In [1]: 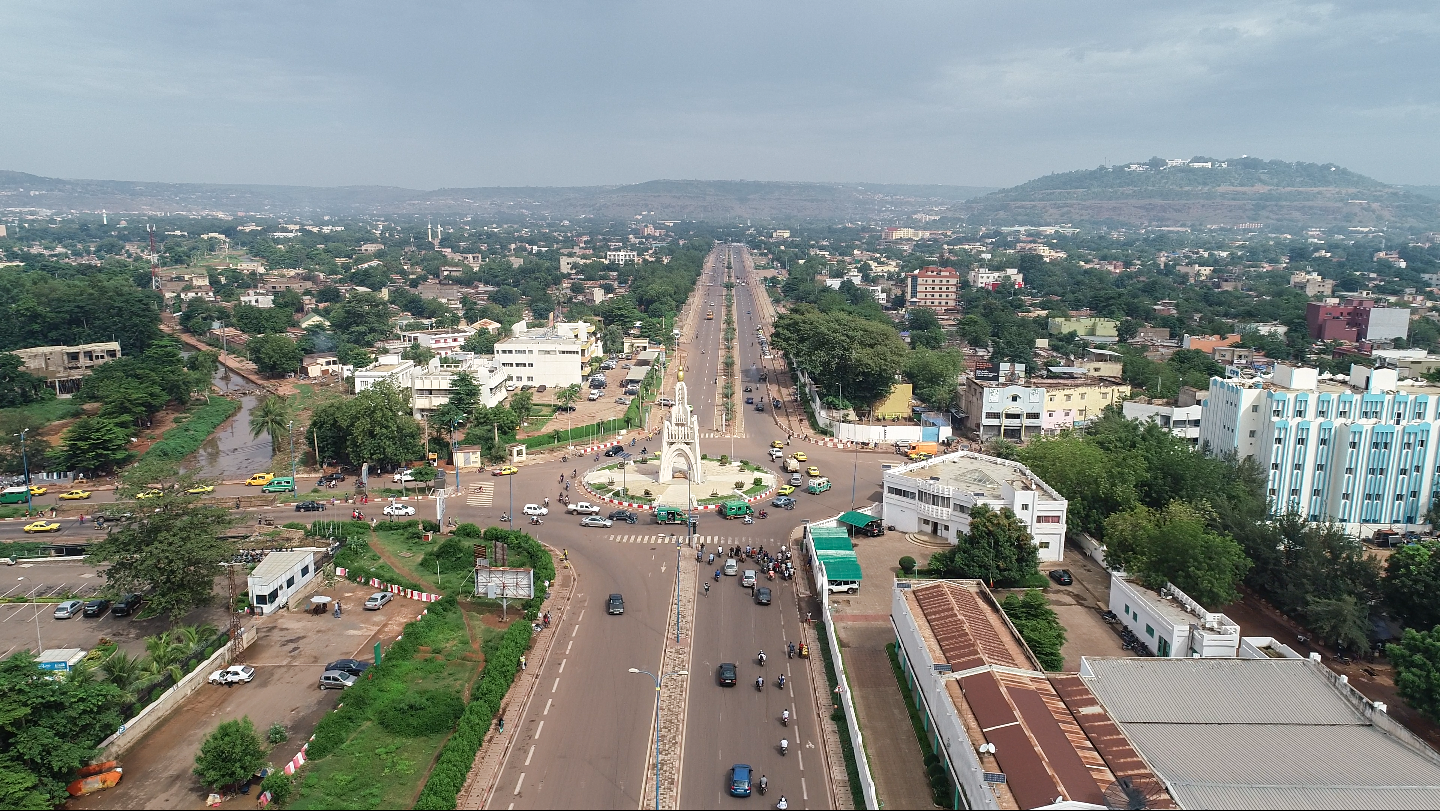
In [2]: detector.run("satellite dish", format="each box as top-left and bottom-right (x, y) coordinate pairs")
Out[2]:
(1102, 776), (1167, 810)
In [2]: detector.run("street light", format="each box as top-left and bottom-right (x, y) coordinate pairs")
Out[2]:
(16, 429), (32, 517)
(628, 667), (688, 811)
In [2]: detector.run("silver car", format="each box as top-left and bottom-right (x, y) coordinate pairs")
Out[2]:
(319, 670), (357, 690)
(53, 599), (84, 619)
(364, 592), (393, 610)
(580, 515), (614, 528)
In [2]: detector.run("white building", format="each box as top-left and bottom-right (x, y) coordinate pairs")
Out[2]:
(882, 450), (1067, 562)
(398, 326), (475, 358)
(352, 354), (417, 394)
(409, 353), (509, 418)
(967, 267), (1024, 290)
(247, 550), (317, 616)
(606, 250), (638, 265)
(1122, 399), (1204, 442)
(1108, 574), (1241, 658)
(495, 321), (599, 388)
(1200, 363), (1440, 534)
(239, 292), (274, 308)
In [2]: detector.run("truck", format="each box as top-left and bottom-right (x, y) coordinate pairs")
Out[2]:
(567, 501), (601, 515)
(906, 441), (939, 459)
(720, 500), (754, 519)
(806, 477), (832, 494)
(783, 458), (800, 474)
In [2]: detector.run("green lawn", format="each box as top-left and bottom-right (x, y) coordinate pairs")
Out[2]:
(0, 398), (83, 425)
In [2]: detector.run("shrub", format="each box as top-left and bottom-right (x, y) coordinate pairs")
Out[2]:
(267, 723), (288, 744)
(260, 771), (293, 805)
(899, 556), (917, 574)
(753, 477), (763, 486)
(422, 519), (440, 532)
(719, 454), (730, 465)
(194, 716), (266, 791)
(376, 689), (465, 737)
(282, 521), (308, 530)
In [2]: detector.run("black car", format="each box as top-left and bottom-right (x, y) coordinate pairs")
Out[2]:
(1048, 569), (1074, 586)
(111, 593), (142, 617)
(754, 587), (772, 605)
(318, 472), (346, 486)
(607, 593), (625, 615)
(772, 398), (782, 409)
(608, 509), (638, 524)
(743, 386), (753, 392)
(604, 445), (625, 457)
(745, 397), (754, 404)
(718, 662), (738, 686)
(295, 501), (326, 512)
(754, 403), (765, 412)
(325, 658), (371, 677)
(82, 598), (111, 617)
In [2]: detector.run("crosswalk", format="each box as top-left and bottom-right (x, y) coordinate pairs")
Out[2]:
(700, 432), (748, 439)
(466, 483), (494, 507)
(608, 534), (779, 545)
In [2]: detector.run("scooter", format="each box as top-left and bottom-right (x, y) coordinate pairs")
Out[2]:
(743, 516), (754, 525)
(778, 674), (785, 690)
(758, 510), (768, 519)
(715, 570), (722, 581)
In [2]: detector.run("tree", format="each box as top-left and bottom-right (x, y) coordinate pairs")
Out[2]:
(55, 416), (132, 473)
(249, 395), (291, 450)
(328, 292), (394, 345)
(462, 330), (498, 355)
(1019, 435), (1141, 539)
(1116, 318), (1141, 343)
(0, 651), (126, 806)
(1305, 594), (1372, 653)
(903, 348), (963, 410)
(308, 381), (423, 469)
(1102, 501), (1250, 607)
(926, 505), (1039, 588)
(555, 383), (582, 411)
(509, 390), (534, 424)
(771, 306), (909, 407)
(248, 334), (303, 377)
(87, 462), (235, 619)
(402, 342), (435, 365)
(0, 352), (48, 407)
(906, 308), (946, 350)
(412, 465), (439, 491)
(1390, 627), (1440, 722)
(193, 716), (266, 791)
(447, 371), (481, 418)
(1001, 589), (1067, 671)
(1384, 542), (1440, 631)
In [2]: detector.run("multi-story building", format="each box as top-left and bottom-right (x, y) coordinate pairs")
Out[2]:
(1212, 345), (1255, 367)
(1306, 298), (1411, 343)
(605, 250), (638, 265)
(495, 320), (599, 388)
(398, 326), (476, 358)
(1037, 377), (1131, 433)
(1047, 317), (1118, 341)
(1122, 398), (1204, 442)
(1290, 271), (1336, 297)
(905, 266), (960, 311)
(967, 266), (1024, 291)
(1108, 574), (1240, 658)
(1200, 363), (1440, 534)
(882, 227), (931, 241)
(958, 363), (1042, 439)
(409, 353), (509, 418)
(352, 354), (416, 394)
(13, 342), (122, 393)
(882, 450), (1068, 561)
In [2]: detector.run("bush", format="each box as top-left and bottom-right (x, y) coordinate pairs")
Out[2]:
(140, 397), (241, 463)
(422, 519), (440, 532)
(194, 716), (266, 791)
(267, 723), (288, 744)
(282, 521), (308, 530)
(899, 556), (917, 574)
(753, 477), (763, 486)
(376, 689), (465, 737)
(260, 771), (293, 805)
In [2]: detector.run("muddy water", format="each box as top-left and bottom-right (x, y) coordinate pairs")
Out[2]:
(185, 367), (273, 479)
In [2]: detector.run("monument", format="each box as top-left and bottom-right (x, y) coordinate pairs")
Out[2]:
(657, 368), (704, 484)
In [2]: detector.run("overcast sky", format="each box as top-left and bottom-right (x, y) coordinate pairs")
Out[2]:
(2, 1), (1437, 189)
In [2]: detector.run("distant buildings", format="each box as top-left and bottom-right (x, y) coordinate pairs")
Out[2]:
(353, 352), (508, 418)
(605, 250), (638, 265)
(1306, 298), (1411, 343)
(1047, 317), (1118, 341)
(1290, 271), (1335, 297)
(959, 363), (1131, 439)
(13, 341), (122, 393)
(882, 227), (932, 241)
(967, 266), (1024, 291)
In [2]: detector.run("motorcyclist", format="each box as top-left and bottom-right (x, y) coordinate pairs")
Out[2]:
(756, 676), (764, 690)
(759, 775), (768, 795)
(777, 796), (788, 810)
(782, 708), (790, 725)
(758, 650), (766, 666)
(788, 642), (796, 658)
(704, 582), (710, 596)
(780, 738), (788, 755)
(778, 674), (785, 689)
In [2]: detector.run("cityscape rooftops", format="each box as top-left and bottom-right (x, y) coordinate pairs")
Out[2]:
(892, 451), (1062, 502)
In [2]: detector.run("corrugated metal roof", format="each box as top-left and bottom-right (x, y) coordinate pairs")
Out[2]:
(809, 526), (850, 543)
(819, 556), (862, 581)
(836, 511), (879, 529)
(1172, 784), (1440, 811)
(1082, 657), (1362, 725)
(249, 550), (313, 582)
(812, 535), (855, 552)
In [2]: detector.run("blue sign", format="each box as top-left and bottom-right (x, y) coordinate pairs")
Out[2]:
(37, 661), (70, 671)
(983, 772), (1007, 784)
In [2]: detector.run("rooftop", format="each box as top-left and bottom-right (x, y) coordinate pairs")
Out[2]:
(1081, 657), (1440, 810)
(249, 550), (314, 582)
(892, 451), (1062, 502)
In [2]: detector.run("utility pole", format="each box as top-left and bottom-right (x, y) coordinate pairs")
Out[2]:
(288, 421), (296, 483)
(18, 429), (32, 517)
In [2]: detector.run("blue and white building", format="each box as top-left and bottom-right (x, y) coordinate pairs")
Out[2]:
(1200, 363), (1440, 535)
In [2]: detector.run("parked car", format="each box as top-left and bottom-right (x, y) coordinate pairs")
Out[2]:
(53, 600), (83, 619)
(772, 398), (782, 409)
(364, 592), (393, 610)
(754, 587), (772, 606)
(325, 659), (371, 677)
(607, 593), (625, 615)
(295, 500), (326, 512)
(522, 504), (549, 516)
(82, 598), (111, 617)
(110, 593), (142, 616)
(208, 664), (256, 685)
(718, 662), (737, 686)
(319, 670), (358, 690)
(580, 515), (614, 528)
(383, 503), (416, 517)
(318, 472), (346, 486)
(1048, 569), (1074, 586)
(393, 469), (419, 483)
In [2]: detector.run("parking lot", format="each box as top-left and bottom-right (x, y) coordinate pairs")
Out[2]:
(1040, 549), (1133, 670)
(72, 577), (415, 810)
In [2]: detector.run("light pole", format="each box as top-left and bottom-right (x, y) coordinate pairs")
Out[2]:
(450, 420), (460, 493)
(17, 429), (32, 516)
(288, 421), (296, 483)
(628, 667), (688, 811)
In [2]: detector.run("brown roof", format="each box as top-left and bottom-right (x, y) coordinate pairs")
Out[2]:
(911, 580), (1030, 671)
(1049, 675), (1176, 808)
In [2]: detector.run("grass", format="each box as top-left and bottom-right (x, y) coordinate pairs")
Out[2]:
(332, 531), (429, 593)
(369, 527), (452, 592)
(0, 398), (84, 425)
(139, 397), (241, 463)
(0, 506), (30, 520)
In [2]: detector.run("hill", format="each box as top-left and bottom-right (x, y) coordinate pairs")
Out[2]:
(0, 171), (995, 222)
(966, 157), (1440, 230)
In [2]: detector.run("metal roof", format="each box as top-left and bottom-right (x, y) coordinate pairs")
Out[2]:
(1082, 657), (1440, 810)
(812, 534), (856, 552)
(836, 511), (880, 529)
(818, 555), (861, 581)
(808, 526), (850, 542)
(248, 550), (314, 582)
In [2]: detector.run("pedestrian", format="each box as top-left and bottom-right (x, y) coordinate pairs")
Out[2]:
(498, 716), (505, 733)
(520, 655), (527, 670)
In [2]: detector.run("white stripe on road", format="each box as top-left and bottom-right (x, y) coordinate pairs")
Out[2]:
(577, 609), (585, 623)
(543, 698), (552, 715)
(557, 659), (565, 673)
(571, 625), (578, 638)
(513, 773), (525, 795)
(525, 745), (535, 766)
(798, 751), (804, 771)
(802, 777), (808, 800)
(552, 677), (560, 693)
(565, 640), (572, 655)
(534, 720), (544, 739)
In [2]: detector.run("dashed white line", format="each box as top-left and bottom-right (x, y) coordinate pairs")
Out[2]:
(802, 777), (808, 800)
(565, 640), (573, 655)
(513, 773), (525, 795)
(524, 745), (535, 766)
(543, 698), (552, 715)
(798, 750), (804, 771)
(577, 609), (585, 623)
(534, 720), (544, 739)
(557, 659), (566, 673)
(552, 677), (560, 693)
(571, 625), (578, 638)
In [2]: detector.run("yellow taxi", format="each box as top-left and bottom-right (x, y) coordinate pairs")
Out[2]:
(57, 489), (92, 500)
(791, 452), (808, 462)
(493, 466), (519, 476)
(186, 484), (215, 495)
(246, 473), (275, 486)
(806, 466), (821, 477)
(135, 489), (162, 500)
(770, 440), (784, 449)
(23, 520), (61, 533)
(27, 485), (47, 497)
(776, 484), (796, 496)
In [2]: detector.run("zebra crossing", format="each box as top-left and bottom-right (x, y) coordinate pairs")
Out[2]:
(608, 534), (778, 545)
(700, 432), (748, 439)
(466, 483), (494, 507)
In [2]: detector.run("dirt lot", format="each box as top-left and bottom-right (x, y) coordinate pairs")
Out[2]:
(1038, 549), (1134, 671)
(71, 579), (417, 811)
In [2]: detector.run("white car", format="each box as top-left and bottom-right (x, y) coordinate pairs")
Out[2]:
(393, 469), (420, 483)
(580, 515), (614, 528)
(383, 503), (416, 516)
(523, 504), (548, 516)
(567, 501), (601, 515)
(364, 592), (393, 610)
(208, 664), (256, 685)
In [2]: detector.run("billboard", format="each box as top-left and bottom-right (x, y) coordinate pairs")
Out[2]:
(474, 566), (535, 599)
(972, 360), (999, 382)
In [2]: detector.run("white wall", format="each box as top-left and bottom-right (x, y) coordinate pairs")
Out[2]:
(248, 552), (317, 616)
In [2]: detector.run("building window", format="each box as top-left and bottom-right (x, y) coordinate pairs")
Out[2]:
(1036, 515), (1062, 523)
(1249, 430), (1256, 438)
(286, 575), (296, 588)
(1145, 624), (1155, 637)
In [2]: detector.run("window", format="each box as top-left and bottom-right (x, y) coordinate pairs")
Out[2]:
(301, 565), (310, 577)
(286, 575), (296, 588)
(1249, 430), (1257, 438)
(1038, 541), (1050, 549)
(1145, 624), (1155, 637)
(1036, 515), (1062, 523)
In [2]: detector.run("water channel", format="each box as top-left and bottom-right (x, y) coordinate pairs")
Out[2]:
(184, 366), (274, 480)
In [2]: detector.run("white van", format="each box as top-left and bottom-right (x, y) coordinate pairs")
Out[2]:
(588, 390), (602, 401)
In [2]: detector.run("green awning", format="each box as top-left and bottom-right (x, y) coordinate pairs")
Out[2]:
(837, 511), (880, 529)
(819, 555), (863, 581)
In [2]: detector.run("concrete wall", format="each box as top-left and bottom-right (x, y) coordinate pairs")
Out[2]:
(98, 625), (258, 760)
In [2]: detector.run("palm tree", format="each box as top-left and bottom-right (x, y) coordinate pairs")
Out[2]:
(101, 650), (143, 692)
(142, 633), (186, 683)
(250, 396), (291, 451)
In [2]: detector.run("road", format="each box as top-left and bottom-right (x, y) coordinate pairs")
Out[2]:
(485, 245), (863, 809)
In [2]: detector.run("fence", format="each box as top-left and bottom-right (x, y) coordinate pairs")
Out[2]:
(795, 371), (949, 445)
(805, 528), (880, 809)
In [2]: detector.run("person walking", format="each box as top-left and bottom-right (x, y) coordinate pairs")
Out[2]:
(520, 655), (527, 670)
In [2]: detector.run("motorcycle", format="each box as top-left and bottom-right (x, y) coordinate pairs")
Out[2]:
(757, 651), (766, 666)
(779, 739), (788, 756)
(715, 570), (722, 581)
(777, 674), (785, 689)
(755, 677), (764, 691)
(758, 510), (768, 519)
(759, 776), (767, 796)
(782, 709), (789, 726)
(743, 516), (754, 525)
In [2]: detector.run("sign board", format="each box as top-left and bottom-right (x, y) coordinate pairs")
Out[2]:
(983, 773), (1007, 784)
(37, 660), (71, 672)
(475, 566), (535, 600)
(973, 360), (999, 383)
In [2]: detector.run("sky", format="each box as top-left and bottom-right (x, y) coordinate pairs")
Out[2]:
(2, 0), (1437, 189)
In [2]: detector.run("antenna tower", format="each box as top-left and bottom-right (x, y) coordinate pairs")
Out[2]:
(148, 224), (161, 290)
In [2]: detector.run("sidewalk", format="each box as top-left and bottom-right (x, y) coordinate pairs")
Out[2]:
(456, 551), (576, 809)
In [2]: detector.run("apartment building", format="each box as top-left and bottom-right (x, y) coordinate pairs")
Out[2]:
(1122, 398), (1204, 442)
(495, 320), (598, 388)
(1200, 364), (1440, 534)
(1038, 378), (1131, 433)
(1306, 298), (1411, 343)
(905, 266), (960, 311)
(398, 326), (476, 358)
(967, 266), (1024, 291)
(409, 353), (509, 417)
(14, 342), (122, 392)
(1047, 317), (1118, 341)
(1290, 271), (1335, 297)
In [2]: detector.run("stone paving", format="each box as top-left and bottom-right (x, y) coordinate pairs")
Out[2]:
(456, 551), (576, 810)
(640, 541), (697, 809)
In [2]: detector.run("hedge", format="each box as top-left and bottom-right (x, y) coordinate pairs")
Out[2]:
(139, 397), (241, 463)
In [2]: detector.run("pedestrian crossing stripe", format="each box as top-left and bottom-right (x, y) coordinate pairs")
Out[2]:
(466, 483), (494, 507)
(700, 432), (748, 439)
(608, 534), (779, 545)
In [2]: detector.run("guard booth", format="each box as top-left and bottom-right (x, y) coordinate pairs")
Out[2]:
(247, 550), (317, 615)
(837, 510), (886, 537)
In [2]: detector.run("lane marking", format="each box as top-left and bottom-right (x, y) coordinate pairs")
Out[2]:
(543, 698), (551, 715)
(798, 751), (804, 771)
(577, 609), (585, 623)
(557, 659), (566, 673)
(525, 745), (535, 766)
(571, 625), (579, 638)
(513, 773), (525, 795)
(552, 677), (560, 693)
(565, 640), (572, 655)
(802, 777), (808, 801)
(534, 720), (544, 739)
